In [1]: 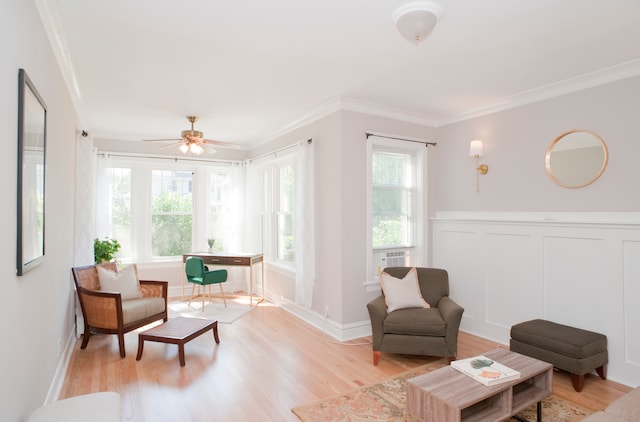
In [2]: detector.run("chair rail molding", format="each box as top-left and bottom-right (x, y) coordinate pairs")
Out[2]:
(431, 211), (640, 387)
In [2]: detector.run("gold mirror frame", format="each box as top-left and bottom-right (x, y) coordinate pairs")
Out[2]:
(545, 129), (608, 189)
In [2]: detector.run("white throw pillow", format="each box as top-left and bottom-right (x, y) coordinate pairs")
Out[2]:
(97, 264), (142, 300)
(380, 268), (430, 312)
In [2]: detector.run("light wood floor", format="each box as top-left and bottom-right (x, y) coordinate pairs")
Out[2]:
(60, 300), (631, 421)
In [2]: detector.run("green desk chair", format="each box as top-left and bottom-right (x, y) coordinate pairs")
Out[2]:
(185, 256), (227, 310)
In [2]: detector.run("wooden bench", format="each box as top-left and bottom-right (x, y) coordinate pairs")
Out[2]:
(510, 319), (608, 392)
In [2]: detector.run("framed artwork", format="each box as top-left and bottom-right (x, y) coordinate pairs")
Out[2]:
(17, 68), (47, 276)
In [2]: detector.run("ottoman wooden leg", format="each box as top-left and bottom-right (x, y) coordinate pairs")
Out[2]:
(570, 374), (585, 392)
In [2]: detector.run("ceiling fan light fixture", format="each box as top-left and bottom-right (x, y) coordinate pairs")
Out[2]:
(190, 143), (204, 155)
(179, 143), (189, 154)
(393, 1), (443, 45)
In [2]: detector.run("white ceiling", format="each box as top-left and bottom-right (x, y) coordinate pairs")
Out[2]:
(39, 0), (640, 151)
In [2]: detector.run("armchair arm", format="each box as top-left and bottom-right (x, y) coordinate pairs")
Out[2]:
(438, 296), (464, 356)
(77, 287), (122, 329)
(203, 269), (227, 284)
(139, 280), (168, 299)
(366, 295), (388, 349)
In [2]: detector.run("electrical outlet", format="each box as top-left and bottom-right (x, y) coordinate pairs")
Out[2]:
(324, 305), (329, 318)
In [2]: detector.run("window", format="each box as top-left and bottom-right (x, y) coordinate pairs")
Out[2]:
(372, 151), (413, 248)
(251, 154), (297, 267)
(208, 172), (231, 252)
(151, 170), (193, 257)
(104, 167), (132, 259)
(367, 136), (426, 285)
(277, 164), (295, 263)
(97, 157), (239, 262)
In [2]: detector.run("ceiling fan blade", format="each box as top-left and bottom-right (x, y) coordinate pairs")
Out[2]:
(202, 139), (242, 149)
(143, 138), (182, 142)
(159, 142), (184, 150)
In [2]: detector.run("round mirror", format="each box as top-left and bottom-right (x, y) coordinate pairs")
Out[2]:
(545, 129), (608, 188)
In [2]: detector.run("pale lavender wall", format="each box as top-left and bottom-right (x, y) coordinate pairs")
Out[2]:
(338, 111), (436, 323)
(1, 0), (78, 419)
(430, 76), (640, 213)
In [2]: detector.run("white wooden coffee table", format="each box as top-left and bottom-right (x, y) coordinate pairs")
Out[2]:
(406, 348), (552, 422)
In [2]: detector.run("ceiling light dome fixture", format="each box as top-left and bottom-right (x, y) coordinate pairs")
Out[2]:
(393, 1), (443, 45)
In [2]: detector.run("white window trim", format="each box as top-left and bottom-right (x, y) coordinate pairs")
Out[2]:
(96, 156), (238, 263)
(365, 135), (427, 288)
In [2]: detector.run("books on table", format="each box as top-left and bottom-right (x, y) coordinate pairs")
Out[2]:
(450, 355), (521, 386)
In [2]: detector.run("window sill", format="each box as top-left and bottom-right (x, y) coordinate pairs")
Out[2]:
(266, 261), (295, 276)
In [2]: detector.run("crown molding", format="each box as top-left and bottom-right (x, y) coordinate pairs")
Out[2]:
(269, 59), (640, 142)
(35, 0), (89, 131)
(438, 58), (640, 126)
(266, 97), (439, 144)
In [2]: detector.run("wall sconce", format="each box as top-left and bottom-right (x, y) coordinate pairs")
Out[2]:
(469, 140), (489, 192)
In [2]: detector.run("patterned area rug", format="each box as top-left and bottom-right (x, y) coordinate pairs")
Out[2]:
(292, 361), (593, 421)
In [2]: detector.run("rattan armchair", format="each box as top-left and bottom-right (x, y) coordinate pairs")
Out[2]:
(72, 262), (168, 358)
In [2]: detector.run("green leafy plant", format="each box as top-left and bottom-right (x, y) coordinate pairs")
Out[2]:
(94, 237), (121, 264)
(207, 238), (215, 248)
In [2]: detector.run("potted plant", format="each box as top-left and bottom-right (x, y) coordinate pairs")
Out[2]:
(94, 237), (121, 264)
(207, 238), (215, 253)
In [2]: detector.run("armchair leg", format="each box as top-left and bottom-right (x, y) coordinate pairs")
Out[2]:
(219, 284), (227, 308)
(373, 351), (381, 366)
(80, 332), (91, 349)
(117, 333), (126, 358)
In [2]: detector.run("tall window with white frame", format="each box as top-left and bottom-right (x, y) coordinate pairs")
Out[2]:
(253, 154), (297, 267)
(151, 169), (193, 257)
(368, 140), (424, 283)
(277, 163), (295, 263)
(208, 172), (231, 252)
(104, 166), (132, 260)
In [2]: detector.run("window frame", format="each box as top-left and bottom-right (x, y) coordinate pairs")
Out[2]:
(365, 135), (427, 287)
(96, 156), (237, 263)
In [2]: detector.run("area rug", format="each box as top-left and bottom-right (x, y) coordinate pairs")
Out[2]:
(168, 301), (251, 324)
(291, 361), (593, 421)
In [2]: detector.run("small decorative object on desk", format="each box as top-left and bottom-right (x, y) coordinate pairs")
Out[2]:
(207, 238), (215, 253)
(451, 355), (521, 386)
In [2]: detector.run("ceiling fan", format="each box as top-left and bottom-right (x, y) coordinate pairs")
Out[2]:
(143, 116), (239, 155)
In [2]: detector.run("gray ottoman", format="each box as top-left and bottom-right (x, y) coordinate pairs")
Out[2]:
(510, 319), (608, 392)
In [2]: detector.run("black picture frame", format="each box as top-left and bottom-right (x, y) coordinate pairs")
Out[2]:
(17, 68), (47, 276)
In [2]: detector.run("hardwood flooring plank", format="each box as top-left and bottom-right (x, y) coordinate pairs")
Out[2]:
(60, 301), (631, 421)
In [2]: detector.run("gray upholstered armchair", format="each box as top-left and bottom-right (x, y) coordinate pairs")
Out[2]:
(367, 267), (464, 365)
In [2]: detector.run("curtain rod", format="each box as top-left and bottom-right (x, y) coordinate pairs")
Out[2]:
(247, 138), (313, 163)
(365, 132), (436, 147)
(96, 151), (242, 166)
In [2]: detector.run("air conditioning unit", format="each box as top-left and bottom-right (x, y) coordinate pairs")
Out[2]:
(374, 249), (411, 274)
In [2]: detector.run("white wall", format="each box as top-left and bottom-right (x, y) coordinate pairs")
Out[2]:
(0, 1), (78, 420)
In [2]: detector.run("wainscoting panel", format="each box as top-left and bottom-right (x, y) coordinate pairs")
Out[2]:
(432, 212), (640, 386)
(623, 241), (640, 367)
(486, 233), (541, 334)
(543, 236), (610, 334)
(433, 230), (482, 322)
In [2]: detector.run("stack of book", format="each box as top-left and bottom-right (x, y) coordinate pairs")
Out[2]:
(451, 355), (521, 386)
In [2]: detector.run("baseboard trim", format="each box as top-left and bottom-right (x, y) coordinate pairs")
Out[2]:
(44, 325), (76, 405)
(264, 291), (372, 342)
